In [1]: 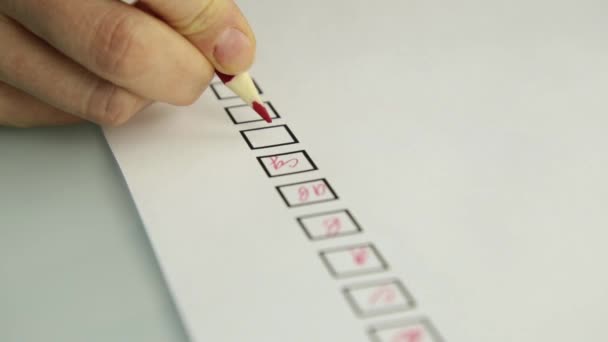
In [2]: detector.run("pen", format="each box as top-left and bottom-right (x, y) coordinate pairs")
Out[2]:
(216, 71), (272, 123)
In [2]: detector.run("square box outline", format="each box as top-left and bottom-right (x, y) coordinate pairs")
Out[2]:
(319, 243), (389, 279)
(257, 150), (318, 178)
(240, 124), (299, 150)
(367, 317), (444, 342)
(297, 209), (363, 240)
(343, 278), (416, 318)
(210, 79), (263, 100)
(225, 101), (281, 125)
(275, 178), (339, 208)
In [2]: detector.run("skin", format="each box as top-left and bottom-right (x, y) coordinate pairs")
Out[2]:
(0, 0), (256, 127)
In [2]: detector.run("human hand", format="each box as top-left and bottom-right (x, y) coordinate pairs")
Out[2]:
(0, 0), (255, 127)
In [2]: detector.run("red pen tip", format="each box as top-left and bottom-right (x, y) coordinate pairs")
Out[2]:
(252, 101), (272, 123)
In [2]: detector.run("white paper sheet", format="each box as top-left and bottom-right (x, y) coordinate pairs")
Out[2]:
(104, 1), (608, 341)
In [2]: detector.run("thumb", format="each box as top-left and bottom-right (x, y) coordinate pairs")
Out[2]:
(138, 0), (256, 75)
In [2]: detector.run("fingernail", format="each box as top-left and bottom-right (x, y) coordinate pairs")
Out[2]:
(213, 27), (253, 72)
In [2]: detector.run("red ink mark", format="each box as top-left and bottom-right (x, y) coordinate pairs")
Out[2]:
(368, 285), (397, 305)
(252, 101), (272, 123)
(298, 186), (310, 202)
(297, 183), (328, 203)
(312, 183), (327, 196)
(350, 247), (369, 265)
(215, 71), (234, 83)
(270, 156), (299, 170)
(392, 328), (423, 342)
(323, 217), (341, 236)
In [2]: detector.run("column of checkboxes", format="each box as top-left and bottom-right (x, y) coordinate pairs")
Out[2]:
(211, 77), (443, 342)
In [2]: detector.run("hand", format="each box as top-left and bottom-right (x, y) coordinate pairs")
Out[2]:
(0, 0), (256, 127)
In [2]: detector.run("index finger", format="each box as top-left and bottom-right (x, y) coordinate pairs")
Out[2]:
(138, 0), (256, 75)
(1, 0), (213, 105)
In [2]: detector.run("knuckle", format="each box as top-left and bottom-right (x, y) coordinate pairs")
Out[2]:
(90, 9), (145, 79)
(177, 88), (202, 106)
(183, 82), (207, 106)
(84, 81), (134, 126)
(173, 72), (211, 106)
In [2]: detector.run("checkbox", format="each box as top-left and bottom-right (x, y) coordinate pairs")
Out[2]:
(368, 318), (443, 342)
(225, 101), (280, 124)
(319, 243), (388, 278)
(209, 79), (263, 100)
(297, 209), (362, 240)
(257, 150), (317, 178)
(240, 125), (299, 150)
(276, 178), (338, 208)
(343, 279), (415, 317)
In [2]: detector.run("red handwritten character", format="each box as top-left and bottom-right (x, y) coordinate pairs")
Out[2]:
(368, 285), (396, 305)
(269, 156), (299, 170)
(391, 328), (423, 342)
(298, 186), (310, 202)
(350, 247), (369, 265)
(312, 182), (327, 196)
(323, 217), (341, 237)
